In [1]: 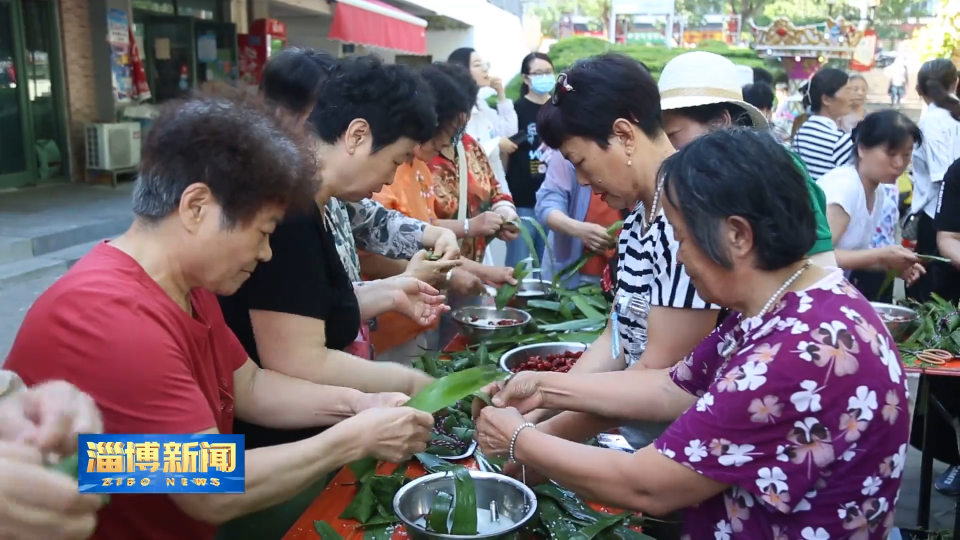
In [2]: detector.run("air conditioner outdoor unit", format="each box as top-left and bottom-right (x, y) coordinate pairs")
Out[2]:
(85, 122), (142, 171)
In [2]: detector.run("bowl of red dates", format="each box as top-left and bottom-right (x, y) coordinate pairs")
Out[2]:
(870, 302), (919, 341)
(452, 306), (532, 343)
(499, 342), (589, 374)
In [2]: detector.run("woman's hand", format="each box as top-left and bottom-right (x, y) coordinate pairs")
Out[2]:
(0, 442), (103, 540)
(0, 381), (102, 457)
(353, 407), (435, 463)
(386, 277), (450, 326)
(490, 77), (506, 100)
(350, 392), (411, 414)
(468, 212), (506, 238)
(879, 245), (921, 273)
(492, 372), (547, 414)
(900, 262), (926, 286)
(499, 137), (518, 155)
(448, 269), (486, 297)
(474, 265), (517, 287)
(495, 207), (521, 242)
(404, 251), (461, 290)
(576, 222), (615, 253)
(429, 229), (461, 261)
(476, 406), (526, 458)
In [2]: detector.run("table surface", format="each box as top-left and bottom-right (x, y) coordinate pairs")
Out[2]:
(904, 359), (960, 376)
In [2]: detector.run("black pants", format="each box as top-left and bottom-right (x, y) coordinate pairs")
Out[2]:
(849, 270), (894, 303)
(908, 213), (960, 463)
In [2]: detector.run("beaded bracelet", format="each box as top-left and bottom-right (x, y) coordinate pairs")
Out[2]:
(508, 422), (535, 463)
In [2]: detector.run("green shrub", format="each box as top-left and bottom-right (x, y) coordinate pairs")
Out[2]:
(504, 36), (784, 101)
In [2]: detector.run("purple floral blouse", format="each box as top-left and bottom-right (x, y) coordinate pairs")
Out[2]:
(654, 270), (909, 539)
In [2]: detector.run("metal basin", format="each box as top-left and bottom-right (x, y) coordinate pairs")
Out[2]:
(393, 470), (537, 540)
(452, 307), (531, 344)
(511, 278), (555, 308)
(870, 302), (919, 342)
(499, 342), (588, 373)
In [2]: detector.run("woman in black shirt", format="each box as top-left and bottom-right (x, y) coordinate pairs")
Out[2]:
(505, 53), (555, 267)
(219, 53), (450, 451)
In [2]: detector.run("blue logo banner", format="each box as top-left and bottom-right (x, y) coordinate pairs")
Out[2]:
(77, 434), (245, 494)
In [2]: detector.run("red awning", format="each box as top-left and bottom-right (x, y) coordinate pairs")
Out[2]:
(329, 0), (428, 56)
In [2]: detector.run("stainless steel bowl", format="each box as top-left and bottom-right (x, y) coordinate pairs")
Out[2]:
(511, 278), (555, 308)
(393, 470), (538, 540)
(499, 342), (588, 372)
(870, 302), (919, 342)
(452, 307), (531, 344)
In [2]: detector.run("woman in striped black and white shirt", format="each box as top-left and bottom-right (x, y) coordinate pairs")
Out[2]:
(792, 68), (855, 179)
(524, 54), (722, 450)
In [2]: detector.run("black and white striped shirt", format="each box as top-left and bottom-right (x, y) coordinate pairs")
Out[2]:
(614, 203), (716, 366)
(792, 115), (854, 180)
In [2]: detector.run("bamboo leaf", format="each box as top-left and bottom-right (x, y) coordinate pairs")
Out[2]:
(560, 330), (604, 343)
(570, 512), (630, 540)
(919, 254), (952, 264)
(540, 319), (605, 332)
(340, 481), (376, 523)
(512, 219), (541, 269)
(571, 295), (605, 320)
(451, 467), (478, 535)
(314, 521), (345, 540)
(522, 215), (555, 268)
(472, 391), (493, 406)
(428, 491), (453, 534)
(52, 453), (79, 479)
(415, 452), (458, 473)
(528, 300), (562, 311)
(496, 258), (532, 310)
(538, 498), (580, 540)
(405, 366), (506, 414)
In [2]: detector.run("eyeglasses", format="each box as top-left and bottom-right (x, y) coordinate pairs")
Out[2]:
(552, 73), (574, 105)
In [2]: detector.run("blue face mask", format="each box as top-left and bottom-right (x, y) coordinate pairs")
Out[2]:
(529, 74), (555, 95)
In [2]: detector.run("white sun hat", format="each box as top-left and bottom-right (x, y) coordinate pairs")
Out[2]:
(658, 51), (768, 129)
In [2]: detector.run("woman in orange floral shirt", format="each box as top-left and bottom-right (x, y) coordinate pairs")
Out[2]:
(429, 67), (520, 263)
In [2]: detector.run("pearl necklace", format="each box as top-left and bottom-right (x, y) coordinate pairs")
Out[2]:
(718, 260), (813, 361)
(644, 178), (665, 231)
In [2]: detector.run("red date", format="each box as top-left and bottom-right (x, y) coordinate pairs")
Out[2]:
(466, 316), (519, 327)
(511, 350), (583, 373)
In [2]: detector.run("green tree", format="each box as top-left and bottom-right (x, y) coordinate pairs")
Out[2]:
(912, 0), (959, 61)
(534, 0), (613, 38)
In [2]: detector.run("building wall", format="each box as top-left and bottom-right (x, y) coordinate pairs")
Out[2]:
(281, 1), (525, 82)
(59, 0), (98, 181)
(283, 15), (475, 65)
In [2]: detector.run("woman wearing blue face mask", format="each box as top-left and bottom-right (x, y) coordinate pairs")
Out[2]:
(505, 52), (556, 267)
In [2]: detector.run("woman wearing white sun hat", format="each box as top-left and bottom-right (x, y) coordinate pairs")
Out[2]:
(658, 51), (837, 267)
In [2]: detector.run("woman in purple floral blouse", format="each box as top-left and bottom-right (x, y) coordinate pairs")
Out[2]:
(476, 128), (910, 539)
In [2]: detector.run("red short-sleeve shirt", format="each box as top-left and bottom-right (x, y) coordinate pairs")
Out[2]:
(5, 242), (248, 540)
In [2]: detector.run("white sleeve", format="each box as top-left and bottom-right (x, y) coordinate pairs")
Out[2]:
(921, 120), (955, 184)
(494, 100), (519, 138)
(817, 168), (861, 219)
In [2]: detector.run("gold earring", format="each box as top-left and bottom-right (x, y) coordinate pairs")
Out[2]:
(627, 156), (633, 166)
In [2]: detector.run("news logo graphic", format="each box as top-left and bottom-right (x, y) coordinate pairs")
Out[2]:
(77, 434), (245, 494)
